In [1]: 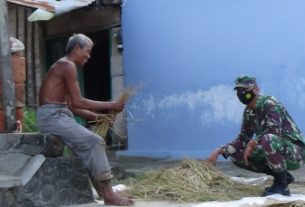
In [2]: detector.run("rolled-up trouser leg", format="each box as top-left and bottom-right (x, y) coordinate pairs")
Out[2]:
(66, 133), (113, 181)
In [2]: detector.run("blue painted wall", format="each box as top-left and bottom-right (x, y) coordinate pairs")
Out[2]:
(119, 0), (305, 158)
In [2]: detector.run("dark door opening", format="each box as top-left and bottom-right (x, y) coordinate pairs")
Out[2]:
(84, 30), (111, 102)
(84, 30), (114, 146)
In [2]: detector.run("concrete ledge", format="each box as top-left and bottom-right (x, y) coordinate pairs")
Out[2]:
(18, 154), (46, 185)
(0, 175), (21, 188)
(0, 133), (94, 206)
(0, 133), (64, 156)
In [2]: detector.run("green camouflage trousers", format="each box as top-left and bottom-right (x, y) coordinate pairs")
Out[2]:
(230, 134), (305, 172)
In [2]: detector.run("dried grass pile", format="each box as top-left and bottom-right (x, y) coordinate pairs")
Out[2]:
(90, 86), (137, 138)
(267, 201), (305, 207)
(125, 159), (263, 202)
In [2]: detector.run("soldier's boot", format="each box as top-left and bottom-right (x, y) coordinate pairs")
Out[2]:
(263, 171), (291, 196)
(264, 170), (294, 191)
(286, 172), (295, 185)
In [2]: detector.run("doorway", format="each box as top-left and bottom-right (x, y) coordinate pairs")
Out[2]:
(84, 30), (113, 146)
(84, 30), (111, 102)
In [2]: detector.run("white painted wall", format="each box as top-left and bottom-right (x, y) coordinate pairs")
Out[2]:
(120, 0), (305, 158)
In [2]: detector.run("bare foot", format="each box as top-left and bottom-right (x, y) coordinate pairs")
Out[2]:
(104, 191), (134, 206)
(94, 179), (134, 206)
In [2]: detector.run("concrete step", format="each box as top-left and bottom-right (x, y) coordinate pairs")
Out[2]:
(0, 174), (21, 188)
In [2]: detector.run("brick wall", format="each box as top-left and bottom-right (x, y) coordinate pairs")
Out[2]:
(0, 54), (25, 132)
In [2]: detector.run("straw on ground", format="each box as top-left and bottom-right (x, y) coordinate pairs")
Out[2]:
(125, 159), (264, 202)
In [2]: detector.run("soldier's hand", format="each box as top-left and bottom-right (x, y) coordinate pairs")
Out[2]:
(244, 140), (257, 164)
(207, 148), (223, 165)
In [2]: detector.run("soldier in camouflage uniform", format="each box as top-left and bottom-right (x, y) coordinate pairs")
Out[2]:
(208, 75), (305, 196)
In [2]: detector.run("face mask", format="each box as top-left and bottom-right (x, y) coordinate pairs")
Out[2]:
(237, 89), (255, 105)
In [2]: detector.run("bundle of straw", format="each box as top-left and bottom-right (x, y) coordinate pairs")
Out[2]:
(90, 113), (115, 138)
(125, 159), (263, 202)
(91, 86), (137, 139)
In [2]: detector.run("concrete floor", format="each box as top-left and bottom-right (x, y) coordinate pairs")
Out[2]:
(68, 200), (196, 207)
(67, 154), (305, 207)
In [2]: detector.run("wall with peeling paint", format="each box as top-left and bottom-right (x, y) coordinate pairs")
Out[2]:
(120, 0), (305, 158)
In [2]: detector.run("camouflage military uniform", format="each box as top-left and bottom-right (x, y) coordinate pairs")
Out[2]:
(221, 95), (305, 173)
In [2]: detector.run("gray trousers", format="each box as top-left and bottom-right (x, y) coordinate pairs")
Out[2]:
(37, 104), (112, 181)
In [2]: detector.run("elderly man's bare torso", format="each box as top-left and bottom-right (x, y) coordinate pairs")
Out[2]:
(39, 58), (75, 106)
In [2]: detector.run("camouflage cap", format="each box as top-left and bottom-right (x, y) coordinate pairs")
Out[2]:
(234, 75), (257, 90)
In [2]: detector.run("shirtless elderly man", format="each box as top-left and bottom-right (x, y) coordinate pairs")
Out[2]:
(37, 33), (133, 206)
